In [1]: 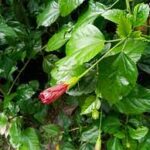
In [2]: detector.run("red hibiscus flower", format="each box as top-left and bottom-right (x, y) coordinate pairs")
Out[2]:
(39, 83), (69, 104)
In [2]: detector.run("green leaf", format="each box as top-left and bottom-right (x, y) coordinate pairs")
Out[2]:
(81, 96), (100, 115)
(0, 55), (17, 80)
(59, 0), (85, 17)
(0, 113), (8, 135)
(9, 118), (22, 149)
(60, 142), (76, 150)
(117, 16), (132, 37)
(16, 83), (36, 101)
(42, 124), (61, 138)
(0, 23), (17, 44)
(42, 54), (59, 74)
(37, 1), (59, 27)
(67, 71), (97, 96)
(51, 63), (85, 84)
(116, 85), (150, 114)
(102, 9), (125, 24)
(102, 116), (121, 135)
(128, 126), (149, 140)
(97, 53), (138, 104)
(107, 137), (123, 150)
(74, 2), (106, 30)
(81, 126), (99, 144)
(19, 128), (40, 150)
(51, 24), (105, 83)
(111, 39), (148, 63)
(46, 23), (73, 51)
(138, 134), (150, 150)
(133, 3), (150, 27)
(79, 143), (94, 150)
(66, 24), (105, 55)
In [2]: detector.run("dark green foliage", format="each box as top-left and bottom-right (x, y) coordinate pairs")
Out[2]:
(0, 0), (150, 149)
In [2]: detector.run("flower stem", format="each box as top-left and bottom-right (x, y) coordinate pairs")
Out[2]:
(78, 39), (125, 79)
(126, 0), (131, 14)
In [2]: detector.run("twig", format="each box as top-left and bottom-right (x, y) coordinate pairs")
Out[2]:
(7, 58), (31, 95)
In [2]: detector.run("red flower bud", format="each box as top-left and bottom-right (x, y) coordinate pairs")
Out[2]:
(39, 83), (69, 104)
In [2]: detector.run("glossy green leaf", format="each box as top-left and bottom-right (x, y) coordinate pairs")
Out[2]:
(111, 39), (148, 63)
(74, 2), (106, 30)
(0, 23), (17, 43)
(81, 96), (101, 115)
(117, 16), (132, 37)
(133, 3), (150, 27)
(102, 116), (121, 135)
(81, 126), (99, 144)
(51, 24), (105, 83)
(66, 24), (105, 55)
(51, 63), (85, 84)
(102, 9), (125, 24)
(67, 71), (97, 96)
(128, 126), (149, 140)
(0, 113), (8, 135)
(59, 0), (85, 16)
(97, 53), (138, 104)
(116, 85), (150, 114)
(19, 128), (40, 150)
(42, 124), (61, 138)
(46, 23), (73, 51)
(16, 83), (36, 101)
(107, 137), (123, 150)
(37, 1), (59, 27)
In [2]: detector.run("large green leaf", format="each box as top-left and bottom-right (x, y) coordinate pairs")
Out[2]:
(59, 0), (85, 16)
(74, 2), (106, 30)
(51, 24), (105, 83)
(37, 1), (59, 27)
(102, 9), (125, 24)
(116, 85), (150, 114)
(102, 116), (121, 135)
(81, 126), (99, 144)
(41, 124), (61, 138)
(97, 52), (138, 104)
(66, 24), (105, 55)
(111, 39), (148, 63)
(81, 96), (101, 115)
(107, 137), (123, 150)
(133, 3), (150, 27)
(46, 23), (73, 51)
(128, 126), (149, 140)
(19, 128), (40, 150)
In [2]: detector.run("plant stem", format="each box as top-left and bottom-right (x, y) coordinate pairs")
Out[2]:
(107, 0), (119, 10)
(105, 38), (123, 43)
(78, 39), (125, 79)
(7, 58), (31, 95)
(7, 45), (46, 95)
(126, 0), (131, 14)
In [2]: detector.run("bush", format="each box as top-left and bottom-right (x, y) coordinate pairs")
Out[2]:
(0, 0), (150, 149)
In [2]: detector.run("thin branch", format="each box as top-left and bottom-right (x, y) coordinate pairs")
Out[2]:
(7, 58), (31, 95)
